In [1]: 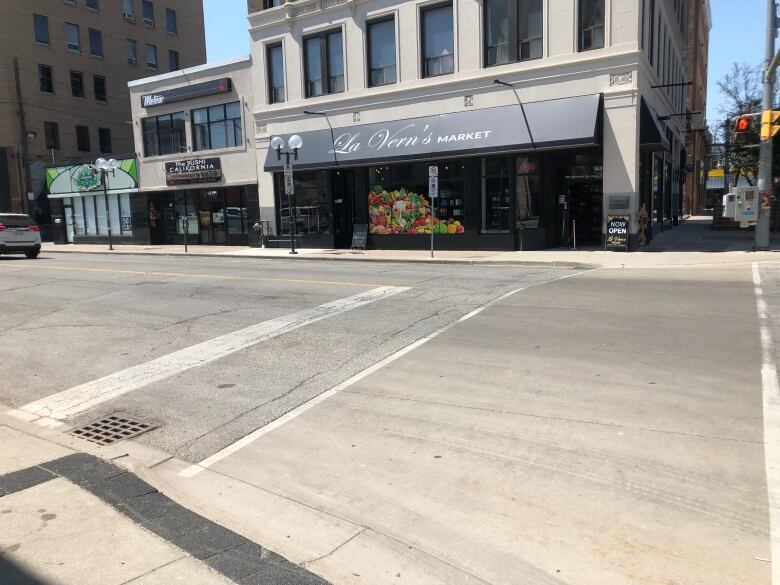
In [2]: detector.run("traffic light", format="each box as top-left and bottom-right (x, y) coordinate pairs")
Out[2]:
(733, 113), (761, 146)
(761, 110), (780, 141)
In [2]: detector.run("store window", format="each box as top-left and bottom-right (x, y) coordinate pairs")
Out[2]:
(65, 23), (81, 52)
(367, 162), (465, 235)
(579, 0), (605, 51)
(481, 157), (510, 232)
(89, 28), (103, 57)
(303, 29), (344, 97)
(192, 101), (242, 151)
(368, 17), (397, 87)
(169, 50), (180, 71)
(142, 112), (186, 157)
(39, 65), (54, 94)
(34, 14), (50, 45)
(515, 156), (541, 229)
(421, 3), (454, 77)
(267, 43), (285, 103)
(76, 125), (91, 152)
(93, 75), (107, 102)
(71, 71), (85, 98)
(484, 0), (542, 66)
(277, 171), (330, 235)
(45, 122), (60, 150)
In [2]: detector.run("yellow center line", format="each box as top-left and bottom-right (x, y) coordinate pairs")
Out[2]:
(0, 262), (404, 289)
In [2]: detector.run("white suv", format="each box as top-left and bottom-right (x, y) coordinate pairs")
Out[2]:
(0, 213), (42, 259)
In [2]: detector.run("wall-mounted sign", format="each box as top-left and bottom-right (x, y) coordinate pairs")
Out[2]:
(46, 158), (139, 198)
(141, 78), (232, 109)
(608, 195), (631, 211)
(605, 215), (630, 251)
(165, 158), (222, 186)
(265, 94), (603, 171)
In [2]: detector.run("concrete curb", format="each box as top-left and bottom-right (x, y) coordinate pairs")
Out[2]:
(39, 248), (596, 270)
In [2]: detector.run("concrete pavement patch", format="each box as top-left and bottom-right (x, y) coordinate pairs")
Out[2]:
(0, 426), (73, 475)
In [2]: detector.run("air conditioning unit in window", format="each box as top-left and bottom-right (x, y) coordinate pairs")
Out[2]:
(128, 56), (137, 65)
(123, 12), (135, 20)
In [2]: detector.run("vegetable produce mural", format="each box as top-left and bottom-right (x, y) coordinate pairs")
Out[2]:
(368, 186), (464, 235)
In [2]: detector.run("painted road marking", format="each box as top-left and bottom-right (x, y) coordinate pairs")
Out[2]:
(180, 269), (590, 478)
(0, 263), (395, 289)
(753, 263), (780, 585)
(16, 286), (409, 423)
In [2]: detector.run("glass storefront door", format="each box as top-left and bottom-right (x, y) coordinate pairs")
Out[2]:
(332, 170), (354, 248)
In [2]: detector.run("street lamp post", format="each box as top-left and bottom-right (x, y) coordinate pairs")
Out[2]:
(95, 158), (119, 251)
(271, 135), (303, 255)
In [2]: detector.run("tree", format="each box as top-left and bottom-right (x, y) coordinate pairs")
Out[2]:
(715, 62), (762, 185)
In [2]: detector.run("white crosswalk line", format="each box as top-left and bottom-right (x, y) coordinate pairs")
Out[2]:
(17, 286), (409, 422)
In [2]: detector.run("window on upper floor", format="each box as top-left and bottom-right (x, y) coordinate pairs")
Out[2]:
(123, 0), (135, 20)
(65, 23), (81, 52)
(579, 0), (605, 51)
(127, 39), (138, 64)
(192, 102), (242, 151)
(142, 1), (154, 27)
(166, 8), (177, 34)
(93, 75), (107, 102)
(39, 65), (54, 94)
(146, 43), (157, 70)
(98, 128), (112, 153)
(44, 122), (60, 150)
(70, 70), (85, 98)
(484, 0), (542, 67)
(169, 50), (180, 71)
(34, 14), (50, 45)
(304, 29), (344, 97)
(86, 0), (99, 10)
(89, 28), (103, 57)
(421, 3), (454, 78)
(648, 0), (655, 65)
(368, 17), (396, 87)
(267, 43), (285, 103)
(76, 125), (91, 152)
(264, 0), (283, 8)
(142, 112), (186, 157)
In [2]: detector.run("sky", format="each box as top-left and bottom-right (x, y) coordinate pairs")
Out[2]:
(202, 0), (765, 125)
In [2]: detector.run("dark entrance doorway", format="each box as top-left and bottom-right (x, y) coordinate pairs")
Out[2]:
(561, 166), (603, 248)
(332, 170), (355, 248)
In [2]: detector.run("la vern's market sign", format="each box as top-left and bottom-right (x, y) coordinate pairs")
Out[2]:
(328, 125), (496, 156)
(263, 94), (603, 171)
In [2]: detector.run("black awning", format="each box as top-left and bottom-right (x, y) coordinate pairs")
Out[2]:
(264, 93), (603, 171)
(640, 98), (670, 152)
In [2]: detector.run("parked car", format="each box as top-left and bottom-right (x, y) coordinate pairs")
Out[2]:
(0, 213), (42, 258)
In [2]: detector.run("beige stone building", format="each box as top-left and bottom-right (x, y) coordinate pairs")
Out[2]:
(684, 0), (711, 214)
(0, 0), (206, 217)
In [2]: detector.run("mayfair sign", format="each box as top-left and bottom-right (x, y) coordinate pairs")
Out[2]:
(165, 158), (222, 186)
(141, 78), (232, 109)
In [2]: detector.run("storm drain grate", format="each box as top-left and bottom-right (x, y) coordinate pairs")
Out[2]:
(69, 415), (157, 446)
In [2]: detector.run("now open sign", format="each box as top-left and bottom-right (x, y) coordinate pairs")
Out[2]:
(606, 215), (630, 251)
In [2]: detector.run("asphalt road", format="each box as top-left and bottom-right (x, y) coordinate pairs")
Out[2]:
(0, 253), (774, 585)
(0, 253), (574, 461)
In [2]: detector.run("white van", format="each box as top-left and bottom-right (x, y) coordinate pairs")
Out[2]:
(0, 214), (42, 258)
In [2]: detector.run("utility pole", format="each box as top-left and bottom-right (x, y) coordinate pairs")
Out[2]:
(13, 58), (30, 214)
(756, 0), (777, 250)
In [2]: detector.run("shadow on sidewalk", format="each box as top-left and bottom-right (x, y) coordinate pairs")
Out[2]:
(641, 217), (780, 253)
(0, 557), (52, 585)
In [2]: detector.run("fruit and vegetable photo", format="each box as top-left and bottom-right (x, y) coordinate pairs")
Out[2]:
(368, 186), (464, 235)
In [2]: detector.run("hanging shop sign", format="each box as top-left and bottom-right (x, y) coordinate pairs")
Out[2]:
(140, 78), (232, 109)
(265, 94), (603, 171)
(605, 215), (630, 251)
(165, 158), (222, 186)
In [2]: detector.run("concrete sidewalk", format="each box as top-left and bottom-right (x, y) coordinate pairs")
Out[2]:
(0, 419), (327, 585)
(39, 217), (780, 269)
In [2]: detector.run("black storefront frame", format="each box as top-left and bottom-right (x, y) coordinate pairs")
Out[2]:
(271, 147), (603, 252)
(146, 186), (256, 246)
